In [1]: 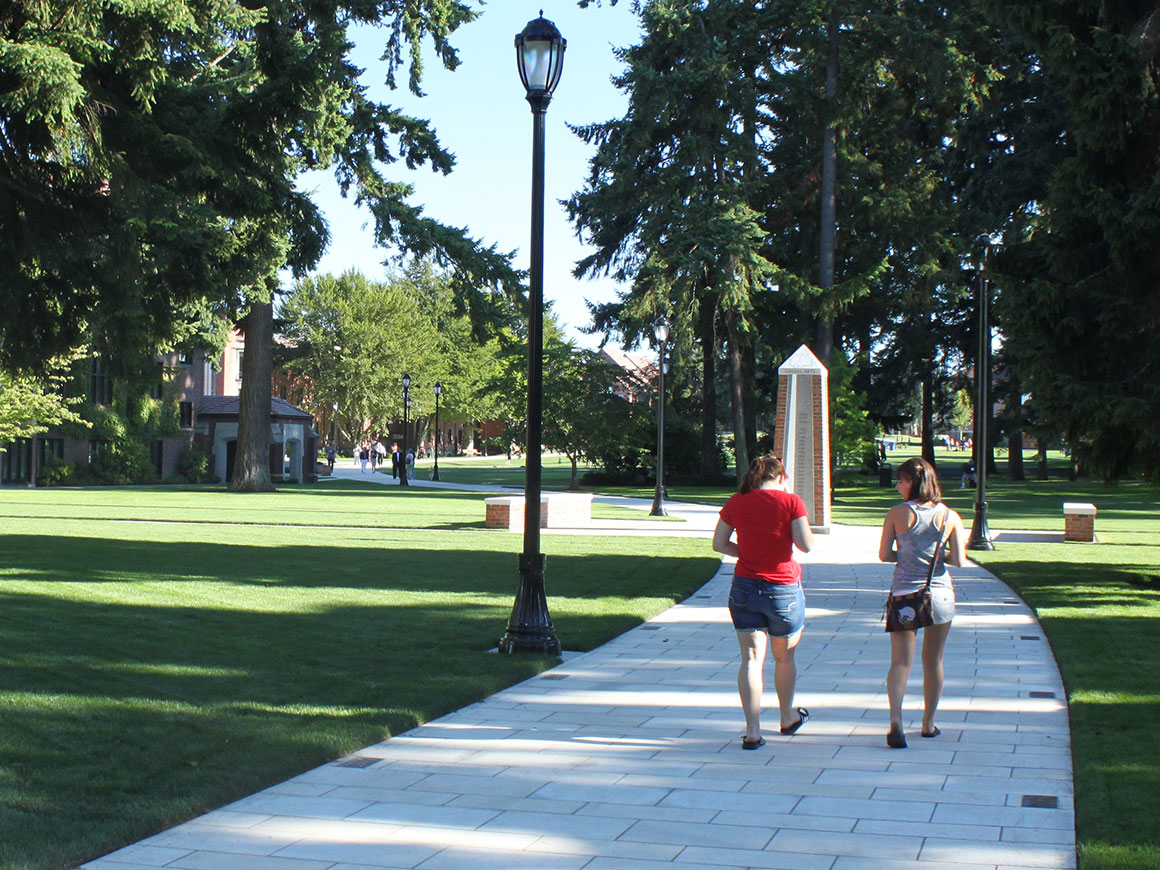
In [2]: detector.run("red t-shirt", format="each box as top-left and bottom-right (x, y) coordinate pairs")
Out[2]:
(719, 488), (808, 584)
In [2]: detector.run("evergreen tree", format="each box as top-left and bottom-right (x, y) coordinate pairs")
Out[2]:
(983, 1), (1160, 480)
(1, 1), (522, 490)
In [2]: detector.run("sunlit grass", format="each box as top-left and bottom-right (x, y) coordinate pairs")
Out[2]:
(0, 484), (717, 870)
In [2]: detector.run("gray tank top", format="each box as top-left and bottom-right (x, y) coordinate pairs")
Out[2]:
(892, 502), (951, 595)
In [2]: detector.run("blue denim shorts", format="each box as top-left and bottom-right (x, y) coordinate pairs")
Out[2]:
(728, 576), (805, 637)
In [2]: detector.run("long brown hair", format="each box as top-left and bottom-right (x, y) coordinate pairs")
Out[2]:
(897, 457), (942, 504)
(740, 455), (787, 494)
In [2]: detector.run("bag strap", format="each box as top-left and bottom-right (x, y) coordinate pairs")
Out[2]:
(924, 508), (951, 589)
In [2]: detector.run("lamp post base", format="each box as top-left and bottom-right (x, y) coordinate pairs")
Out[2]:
(431, 467), (440, 481)
(498, 553), (561, 656)
(967, 501), (995, 551)
(649, 497), (667, 517)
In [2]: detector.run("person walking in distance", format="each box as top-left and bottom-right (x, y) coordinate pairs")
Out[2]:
(713, 456), (814, 749)
(879, 457), (967, 748)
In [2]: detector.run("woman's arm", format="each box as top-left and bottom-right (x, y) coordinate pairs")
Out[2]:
(944, 509), (968, 567)
(791, 516), (814, 553)
(712, 519), (739, 558)
(879, 507), (900, 562)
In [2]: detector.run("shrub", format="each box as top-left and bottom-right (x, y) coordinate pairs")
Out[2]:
(177, 447), (213, 483)
(37, 457), (75, 486)
(77, 440), (157, 485)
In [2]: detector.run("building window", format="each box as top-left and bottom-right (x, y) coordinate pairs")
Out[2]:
(90, 357), (113, 405)
(1, 438), (32, 483)
(150, 440), (164, 476)
(203, 361), (216, 397)
(152, 362), (165, 400)
(40, 438), (64, 466)
(88, 439), (109, 464)
(179, 401), (194, 429)
(178, 350), (192, 365)
(235, 349), (244, 382)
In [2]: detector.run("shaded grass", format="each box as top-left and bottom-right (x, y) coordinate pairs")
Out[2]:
(0, 486), (717, 870)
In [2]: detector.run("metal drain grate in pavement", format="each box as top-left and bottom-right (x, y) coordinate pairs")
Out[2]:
(1022, 795), (1059, 809)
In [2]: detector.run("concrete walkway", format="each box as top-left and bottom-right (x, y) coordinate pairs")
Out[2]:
(82, 482), (1075, 870)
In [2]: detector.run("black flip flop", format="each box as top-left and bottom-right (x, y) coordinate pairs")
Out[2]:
(780, 708), (809, 735)
(887, 725), (908, 748)
(741, 736), (766, 750)
(921, 726), (941, 738)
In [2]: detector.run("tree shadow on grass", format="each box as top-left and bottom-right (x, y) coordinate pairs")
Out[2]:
(0, 587), (667, 870)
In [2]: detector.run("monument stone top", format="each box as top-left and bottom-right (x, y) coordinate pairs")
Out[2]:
(778, 344), (828, 376)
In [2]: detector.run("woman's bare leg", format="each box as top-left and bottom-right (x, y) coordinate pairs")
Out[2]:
(768, 631), (802, 729)
(736, 630), (768, 742)
(888, 630), (917, 730)
(920, 621), (952, 734)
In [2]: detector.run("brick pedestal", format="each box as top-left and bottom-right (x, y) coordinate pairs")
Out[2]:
(1063, 502), (1097, 542)
(484, 494), (593, 531)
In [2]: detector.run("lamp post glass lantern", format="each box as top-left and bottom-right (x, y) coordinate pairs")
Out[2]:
(432, 382), (442, 481)
(499, 13), (566, 657)
(400, 373), (411, 487)
(650, 315), (670, 517)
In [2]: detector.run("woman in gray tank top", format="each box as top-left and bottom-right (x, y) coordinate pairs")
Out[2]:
(878, 457), (967, 748)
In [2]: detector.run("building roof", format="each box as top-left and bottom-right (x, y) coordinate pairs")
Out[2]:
(599, 347), (657, 385)
(197, 395), (314, 422)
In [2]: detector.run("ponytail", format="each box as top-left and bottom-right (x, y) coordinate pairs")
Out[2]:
(740, 455), (787, 494)
(897, 457), (942, 504)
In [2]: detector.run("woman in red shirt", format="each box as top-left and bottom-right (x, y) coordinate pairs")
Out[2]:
(713, 456), (815, 749)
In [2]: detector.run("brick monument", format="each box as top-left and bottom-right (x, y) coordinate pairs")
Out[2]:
(773, 345), (831, 533)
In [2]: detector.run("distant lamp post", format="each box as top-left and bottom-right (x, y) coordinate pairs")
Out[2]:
(650, 315), (671, 517)
(968, 245), (995, 550)
(400, 373), (411, 487)
(432, 382), (443, 482)
(499, 12), (566, 657)
(330, 401), (338, 446)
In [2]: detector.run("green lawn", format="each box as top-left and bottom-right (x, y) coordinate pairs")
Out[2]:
(0, 482), (717, 870)
(833, 445), (1160, 870)
(4, 448), (1158, 870)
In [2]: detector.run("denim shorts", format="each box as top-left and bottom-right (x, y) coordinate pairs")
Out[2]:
(728, 576), (805, 637)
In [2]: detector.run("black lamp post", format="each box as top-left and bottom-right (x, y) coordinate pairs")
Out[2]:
(330, 401), (338, 447)
(650, 315), (670, 517)
(499, 12), (566, 656)
(432, 381), (442, 482)
(968, 245), (995, 550)
(400, 373), (411, 487)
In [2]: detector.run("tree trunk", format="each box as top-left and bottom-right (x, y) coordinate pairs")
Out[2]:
(1037, 437), (1049, 480)
(815, 5), (840, 364)
(570, 456), (578, 490)
(741, 341), (758, 462)
(921, 373), (936, 467)
(725, 310), (749, 486)
(1007, 373), (1025, 480)
(229, 299), (275, 492)
(699, 300), (718, 481)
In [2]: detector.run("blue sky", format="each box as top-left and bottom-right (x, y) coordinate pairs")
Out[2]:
(298, 1), (643, 349)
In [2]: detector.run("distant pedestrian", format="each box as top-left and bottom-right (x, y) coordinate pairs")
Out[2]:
(879, 457), (967, 748)
(391, 442), (400, 479)
(406, 448), (415, 480)
(375, 441), (387, 470)
(713, 455), (814, 749)
(325, 443), (336, 472)
(358, 444), (368, 474)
